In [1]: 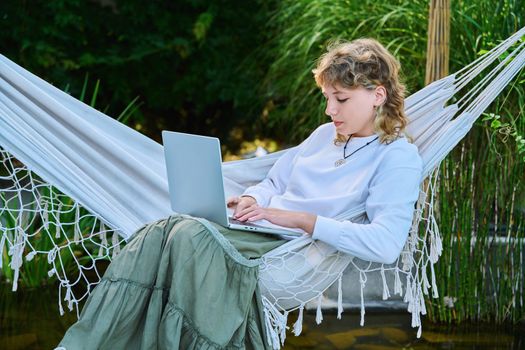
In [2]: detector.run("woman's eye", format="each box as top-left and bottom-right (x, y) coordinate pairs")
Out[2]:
(337, 98), (349, 103)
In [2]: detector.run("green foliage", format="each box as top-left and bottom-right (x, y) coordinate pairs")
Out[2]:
(259, 0), (525, 324)
(258, 0), (428, 142)
(482, 112), (525, 163)
(259, 0), (524, 143)
(429, 114), (524, 324)
(0, 0), (271, 145)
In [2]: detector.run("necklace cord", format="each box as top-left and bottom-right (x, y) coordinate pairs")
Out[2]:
(343, 135), (379, 160)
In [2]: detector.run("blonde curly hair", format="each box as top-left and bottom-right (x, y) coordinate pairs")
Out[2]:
(312, 38), (411, 145)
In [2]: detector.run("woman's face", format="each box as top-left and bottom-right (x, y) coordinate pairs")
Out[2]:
(322, 84), (385, 138)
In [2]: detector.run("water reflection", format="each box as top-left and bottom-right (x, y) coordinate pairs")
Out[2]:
(0, 285), (77, 350)
(282, 311), (523, 349)
(1, 285), (523, 349)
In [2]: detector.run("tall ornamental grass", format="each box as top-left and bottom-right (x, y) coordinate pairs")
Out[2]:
(260, 0), (524, 323)
(259, 0), (523, 142)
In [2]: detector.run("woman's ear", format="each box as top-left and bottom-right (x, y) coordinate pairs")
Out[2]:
(374, 85), (387, 106)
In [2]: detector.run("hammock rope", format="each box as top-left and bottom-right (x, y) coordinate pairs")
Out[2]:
(1, 27), (524, 349)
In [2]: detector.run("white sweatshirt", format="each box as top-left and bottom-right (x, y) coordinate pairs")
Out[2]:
(241, 122), (423, 264)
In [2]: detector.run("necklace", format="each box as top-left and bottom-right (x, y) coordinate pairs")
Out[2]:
(334, 134), (379, 167)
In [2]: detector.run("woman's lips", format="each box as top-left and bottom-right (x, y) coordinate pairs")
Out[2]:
(334, 121), (343, 127)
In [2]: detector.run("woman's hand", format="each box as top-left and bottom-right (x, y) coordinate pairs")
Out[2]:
(227, 195), (258, 218)
(234, 206), (317, 235)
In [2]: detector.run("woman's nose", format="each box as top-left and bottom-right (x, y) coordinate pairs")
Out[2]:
(325, 100), (337, 117)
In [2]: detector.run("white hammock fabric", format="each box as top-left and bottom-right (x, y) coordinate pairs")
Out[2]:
(1, 27), (524, 348)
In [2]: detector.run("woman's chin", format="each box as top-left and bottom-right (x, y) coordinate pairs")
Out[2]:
(337, 127), (352, 135)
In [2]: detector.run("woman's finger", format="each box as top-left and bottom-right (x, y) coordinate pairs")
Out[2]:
(227, 196), (240, 203)
(234, 204), (258, 218)
(236, 207), (262, 222)
(247, 213), (265, 222)
(227, 197), (239, 208)
(233, 204), (247, 217)
(235, 208), (257, 221)
(233, 201), (253, 216)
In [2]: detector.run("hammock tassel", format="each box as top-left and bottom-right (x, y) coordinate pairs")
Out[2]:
(337, 274), (343, 319)
(315, 294), (323, 325)
(427, 203), (443, 264)
(380, 266), (390, 300)
(55, 203), (63, 239)
(10, 256), (20, 291)
(55, 222), (61, 239)
(111, 231), (121, 258)
(419, 284), (427, 315)
(0, 233), (5, 269)
(262, 308), (280, 350)
(359, 271), (367, 326)
(430, 259), (439, 298)
(25, 250), (37, 261)
(64, 286), (74, 311)
(394, 267), (403, 296)
(58, 285), (65, 316)
(48, 267), (56, 277)
(42, 201), (49, 230)
(404, 275), (413, 307)
(74, 204), (81, 243)
(411, 291), (419, 327)
(261, 296), (288, 349)
(280, 311), (289, 346)
(293, 304), (304, 336)
(98, 230), (107, 258)
(9, 230), (24, 292)
(435, 229), (443, 257)
(421, 264), (430, 295)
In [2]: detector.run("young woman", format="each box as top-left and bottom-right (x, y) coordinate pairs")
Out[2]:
(57, 38), (422, 350)
(229, 38), (421, 265)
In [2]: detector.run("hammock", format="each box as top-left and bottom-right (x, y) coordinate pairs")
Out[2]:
(1, 27), (524, 348)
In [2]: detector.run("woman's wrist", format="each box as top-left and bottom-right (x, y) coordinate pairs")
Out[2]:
(296, 212), (317, 235)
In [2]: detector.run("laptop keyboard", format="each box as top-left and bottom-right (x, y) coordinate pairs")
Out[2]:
(228, 217), (268, 228)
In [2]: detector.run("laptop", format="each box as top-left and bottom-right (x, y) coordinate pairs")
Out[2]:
(162, 131), (303, 237)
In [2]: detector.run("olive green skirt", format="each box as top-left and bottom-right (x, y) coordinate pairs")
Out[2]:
(57, 214), (287, 350)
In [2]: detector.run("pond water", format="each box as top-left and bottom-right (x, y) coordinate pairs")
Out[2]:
(1, 285), (523, 349)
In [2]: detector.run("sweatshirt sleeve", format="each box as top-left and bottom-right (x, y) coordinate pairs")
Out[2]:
(311, 144), (423, 264)
(241, 145), (301, 207)
(241, 125), (324, 207)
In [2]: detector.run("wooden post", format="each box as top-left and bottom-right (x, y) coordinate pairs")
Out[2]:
(423, 0), (450, 223)
(425, 0), (450, 84)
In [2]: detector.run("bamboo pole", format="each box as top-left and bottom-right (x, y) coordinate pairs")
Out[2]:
(422, 0), (450, 318)
(425, 0), (450, 84)
(422, 0), (450, 224)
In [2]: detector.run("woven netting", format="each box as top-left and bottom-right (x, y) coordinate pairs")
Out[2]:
(0, 147), (125, 317)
